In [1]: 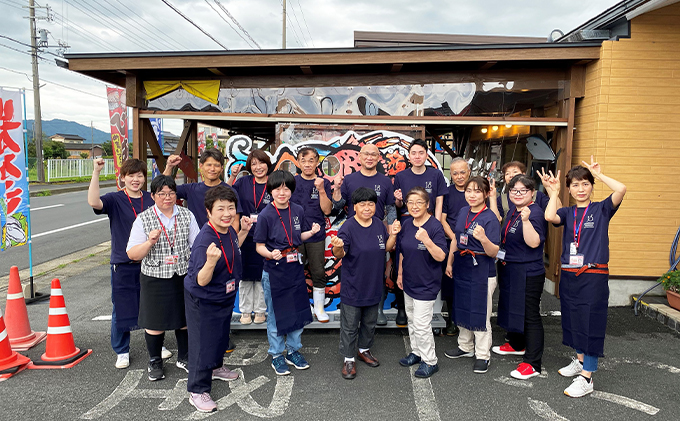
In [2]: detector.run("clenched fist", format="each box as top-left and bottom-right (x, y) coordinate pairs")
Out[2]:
(240, 216), (253, 232)
(390, 221), (401, 236)
(394, 189), (403, 202)
(310, 223), (321, 234)
(166, 154), (182, 168)
(415, 226), (430, 243)
(93, 158), (105, 173)
(206, 242), (222, 264)
(330, 235), (344, 249)
(314, 177), (325, 191)
(147, 229), (162, 245)
(472, 225), (486, 241)
(520, 207), (531, 222)
(271, 249), (283, 260)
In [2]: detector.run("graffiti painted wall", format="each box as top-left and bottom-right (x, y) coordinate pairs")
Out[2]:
(224, 130), (446, 312)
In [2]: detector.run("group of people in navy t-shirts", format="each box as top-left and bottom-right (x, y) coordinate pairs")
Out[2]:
(89, 139), (626, 413)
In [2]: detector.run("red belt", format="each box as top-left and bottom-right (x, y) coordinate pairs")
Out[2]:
(563, 263), (609, 276)
(459, 249), (487, 258)
(266, 247), (298, 260)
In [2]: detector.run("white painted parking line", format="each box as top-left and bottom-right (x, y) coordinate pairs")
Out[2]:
(402, 336), (441, 421)
(491, 311), (560, 317)
(592, 391), (660, 415)
(92, 315), (112, 321)
(33, 218), (108, 238)
(494, 376), (533, 388)
(31, 204), (65, 211)
(528, 398), (570, 421)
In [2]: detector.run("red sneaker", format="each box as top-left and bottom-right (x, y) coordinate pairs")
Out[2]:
(511, 362), (540, 380)
(491, 342), (525, 356)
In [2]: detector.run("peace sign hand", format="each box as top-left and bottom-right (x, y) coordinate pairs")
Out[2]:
(582, 155), (602, 178)
(544, 169), (561, 195)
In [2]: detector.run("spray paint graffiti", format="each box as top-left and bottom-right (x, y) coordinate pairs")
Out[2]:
(224, 130), (444, 311)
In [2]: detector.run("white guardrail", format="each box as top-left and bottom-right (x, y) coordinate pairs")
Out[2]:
(46, 159), (154, 181)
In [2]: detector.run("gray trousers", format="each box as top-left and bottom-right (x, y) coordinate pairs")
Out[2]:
(299, 240), (326, 289)
(339, 303), (379, 358)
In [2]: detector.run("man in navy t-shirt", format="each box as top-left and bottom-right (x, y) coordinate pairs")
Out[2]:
(291, 147), (333, 323)
(163, 148), (242, 229)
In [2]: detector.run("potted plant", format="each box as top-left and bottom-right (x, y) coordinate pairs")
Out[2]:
(658, 269), (680, 311)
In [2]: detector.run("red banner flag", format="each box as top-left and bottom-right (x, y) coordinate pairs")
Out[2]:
(106, 87), (129, 190)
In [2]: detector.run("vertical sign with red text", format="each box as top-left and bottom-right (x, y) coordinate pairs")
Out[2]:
(106, 87), (129, 190)
(0, 89), (29, 251)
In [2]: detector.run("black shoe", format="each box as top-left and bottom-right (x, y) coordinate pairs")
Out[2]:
(148, 358), (165, 381)
(444, 347), (474, 359)
(176, 359), (188, 373)
(376, 309), (387, 326)
(414, 362), (439, 378)
(225, 340), (236, 354)
(399, 352), (421, 367)
(395, 308), (407, 327)
(445, 323), (459, 336)
(473, 359), (490, 374)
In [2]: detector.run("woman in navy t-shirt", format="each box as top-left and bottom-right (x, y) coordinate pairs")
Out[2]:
(184, 186), (253, 413)
(396, 187), (448, 379)
(491, 175), (547, 381)
(232, 149), (273, 325)
(545, 157), (626, 398)
(444, 176), (500, 374)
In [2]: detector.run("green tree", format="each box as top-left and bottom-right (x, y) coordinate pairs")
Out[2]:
(43, 140), (68, 159)
(80, 152), (90, 159)
(100, 141), (113, 157)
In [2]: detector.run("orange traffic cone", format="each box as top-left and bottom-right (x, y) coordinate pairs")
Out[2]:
(0, 306), (31, 381)
(5, 266), (46, 351)
(28, 279), (91, 369)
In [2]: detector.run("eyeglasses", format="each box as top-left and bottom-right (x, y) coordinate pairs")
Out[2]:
(509, 189), (531, 196)
(154, 192), (177, 198)
(361, 152), (380, 158)
(406, 200), (427, 207)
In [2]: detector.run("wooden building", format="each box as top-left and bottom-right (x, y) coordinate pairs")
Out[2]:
(63, 0), (680, 304)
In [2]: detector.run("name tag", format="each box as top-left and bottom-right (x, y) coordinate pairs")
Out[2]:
(250, 213), (259, 223)
(496, 249), (506, 261)
(164, 255), (179, 265)
(417, 243), (427, 251)
(569, 254), (584, 266)
(459, 234), (468, 246)
(569, 242), (578, 255)
(226, 280), (235, 293)
(286, 252), (299, 263)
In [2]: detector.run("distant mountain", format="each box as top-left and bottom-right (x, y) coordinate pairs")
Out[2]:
(26, 119), (111, 144)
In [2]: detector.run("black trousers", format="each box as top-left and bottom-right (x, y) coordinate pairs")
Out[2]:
(507, 273), (545, 372)
(339, 303), (379, 358)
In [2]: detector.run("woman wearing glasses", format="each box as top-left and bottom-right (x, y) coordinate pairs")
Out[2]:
(127, 175), (200, 382)
(491, 175), (547, 381)
(396, 187), (448, 379)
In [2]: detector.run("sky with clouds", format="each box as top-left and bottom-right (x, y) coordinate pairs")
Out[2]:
(0, 0), (622, 134)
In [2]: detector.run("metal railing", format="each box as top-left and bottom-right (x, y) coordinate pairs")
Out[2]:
(46, 159), (153, 181)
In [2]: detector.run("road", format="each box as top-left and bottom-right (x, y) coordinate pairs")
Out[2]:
(0, 257), (679, 421)
(0, 186), (116, 278)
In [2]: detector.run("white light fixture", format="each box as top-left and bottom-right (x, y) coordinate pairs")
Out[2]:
(492, 126), (499, 131)
(481, 128), (488, 134)
(505, 124), (512, 128)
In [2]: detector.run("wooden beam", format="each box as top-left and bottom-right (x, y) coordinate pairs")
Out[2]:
(125, 73), (144, 108)
(208, 67), (225, 76)
(566, 65), (586, 98)
(142, 118), (166, 171)
(131, 107), (147, 189)
(435, 134), (457, 158)
(175, 120), (192, 155)
(300, 66), (313, 75)
(390, 63), (403, 72)
(479, 61), (497, 70)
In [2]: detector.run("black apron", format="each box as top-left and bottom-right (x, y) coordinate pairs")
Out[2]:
(111, 263), (142, 332)
(241, 236), (265, 282)
(440, 239), (454, 300)
(452, 251), (491, 331)
(184, 289), (235, 370)
(268, 259), (313, 336)
(497, 261), (527, 334)
(559, 270), (609, 357)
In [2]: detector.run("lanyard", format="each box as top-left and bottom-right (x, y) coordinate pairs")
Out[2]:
(573, 202), (591, 249)
(124, 189), (143, 218)
(273, 203), (293, 247)
(153, 207), (178, 253)
(502, 202), (533, 244)
(464, 204), (487, 231)
(253, 177), (267, 210)
(208, 221), (234, 275)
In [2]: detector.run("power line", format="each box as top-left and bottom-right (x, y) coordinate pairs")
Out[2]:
(204, 0), (254, 48)
(213, 0), (260, 49)
(160, 0), (229, 50)
(52, 10), (121, 51)
(0, 34), (66, 59)
(295, 0), (315, 48)
(0, 66), (108, 99)
(98, 0), (179, 51)
(287, 0), (309, 47)
(0, 42), (50, 62)
(111, 0), (191, 50)
(280, 0), (304, 47)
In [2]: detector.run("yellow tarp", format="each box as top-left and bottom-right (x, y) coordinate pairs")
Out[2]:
(144, 80), (220, 104)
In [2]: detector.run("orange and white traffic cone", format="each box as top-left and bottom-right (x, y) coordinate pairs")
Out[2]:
(4, 266), (46, 351)
(0, 306), (31, 381)
(28, 278), (91, 370)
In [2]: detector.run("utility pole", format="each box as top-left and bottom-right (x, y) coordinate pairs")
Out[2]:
(29, 0), (45, 182)
(91, 121), (94, 157)
(282, 0), (286, 49)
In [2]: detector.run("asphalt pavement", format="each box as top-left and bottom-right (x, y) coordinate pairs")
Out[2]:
(0, 254), (679, 421)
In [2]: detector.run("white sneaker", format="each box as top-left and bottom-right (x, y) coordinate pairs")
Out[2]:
(564, 375), (594, 398)
(558, 358), (583, 377)
(115, 353), (130, 369)
(161, 346), (172, 359)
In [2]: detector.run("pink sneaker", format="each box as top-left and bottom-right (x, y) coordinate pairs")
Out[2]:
(491, 342), (525, 356)
(511, 362), (540, 380)
(189, 392), (217, 413)
(212, 366), (239, 382)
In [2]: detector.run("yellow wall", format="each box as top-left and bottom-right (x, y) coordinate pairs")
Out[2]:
(573, 3), (680, 278)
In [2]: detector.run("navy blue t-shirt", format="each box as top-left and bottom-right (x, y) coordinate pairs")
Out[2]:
(394, 167), (448, 214)
(176, 182), (242, 228)
(253, 202), (306, 272)
(397, 216), (449, 301)
(337, 217), (388, 307)
(291, 175), (331, 243)
(232, 175), (271, 238)
(453, 206), (501, 277)
(442, 186), (467, 235)
(340, 171), (395, 220)
(555, 195), (618, 265)
(185, 223), (242, 300)
(95, 190), (153, 264)
(498, 190), (549, 219)
(500, 202), (546, 276)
